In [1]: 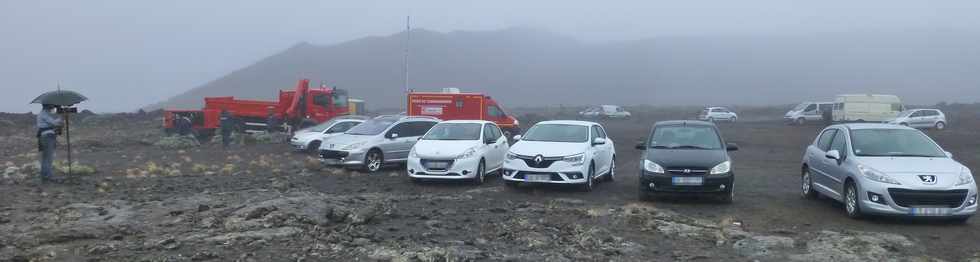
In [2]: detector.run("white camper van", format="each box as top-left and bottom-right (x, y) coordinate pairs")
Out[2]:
(832, 94), (903, 122)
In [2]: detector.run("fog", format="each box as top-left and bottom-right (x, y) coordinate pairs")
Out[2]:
(2, 0), (979, 113)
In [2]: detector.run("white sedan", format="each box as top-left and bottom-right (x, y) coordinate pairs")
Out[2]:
(290, 117), (366, 154)
(407, 120), (510, 184)
(503, 120), (616, 191)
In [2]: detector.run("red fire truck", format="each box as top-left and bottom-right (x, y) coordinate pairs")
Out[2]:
(164, 79), (350, 136)
(407, 88), (521, 136)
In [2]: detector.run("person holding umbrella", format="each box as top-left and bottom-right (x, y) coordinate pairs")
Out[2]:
(36, 104), (63, 182)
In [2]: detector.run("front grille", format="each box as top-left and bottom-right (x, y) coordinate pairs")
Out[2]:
(666, 167), (709, 176)
(420, 159), (455, 171)
(515, 154), (563, 169)
(320, 150), (349, 159)
(888, 188), (968, 208)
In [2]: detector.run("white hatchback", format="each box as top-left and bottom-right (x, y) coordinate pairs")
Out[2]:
(503, 120), (616, 191)
(407, 120), (510, 184)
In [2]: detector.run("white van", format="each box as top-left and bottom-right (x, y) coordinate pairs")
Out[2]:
(785, 102), (833, 125)
(832, 94), (903, 122)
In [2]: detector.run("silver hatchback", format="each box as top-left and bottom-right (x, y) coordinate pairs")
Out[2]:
(319, 115), (440, 172)
(801, 123), (976, 222)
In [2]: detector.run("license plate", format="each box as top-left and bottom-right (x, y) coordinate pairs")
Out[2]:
(425, 162), (449, 169)
(672, 176), (704, 186)
(909, 207), (951, 216)
(526, 174), (551, 182)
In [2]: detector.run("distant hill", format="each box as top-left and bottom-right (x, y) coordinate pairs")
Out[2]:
(149, 28), (980, 111)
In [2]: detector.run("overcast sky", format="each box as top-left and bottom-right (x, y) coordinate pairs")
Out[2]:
(1, 0), (978, 112)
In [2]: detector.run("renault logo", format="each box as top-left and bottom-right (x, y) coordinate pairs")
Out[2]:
(533, 155), (544, 165)
(918, 175), (937, 184)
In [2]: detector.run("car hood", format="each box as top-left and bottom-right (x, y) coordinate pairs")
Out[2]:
(645, 149), (729, 169)
(320, 134), (375, 150)
(292, 131), (321, 140)
(414, 140), (481, 158)
(857, 157), (963, 174)
(785, 110), (800, 117)
(509, 141), (587, 158)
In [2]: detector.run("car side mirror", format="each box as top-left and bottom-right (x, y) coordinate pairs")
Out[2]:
(945, 151), (953, 158)
(825, 150), (841, 160)
(592, 137), (606, 146)
(726, 142), (739, 151)
(635, 143), (646, 150)
(513, 135), (522, 141)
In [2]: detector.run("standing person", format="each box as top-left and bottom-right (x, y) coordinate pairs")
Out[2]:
(266, 108), (280, 133)
(36, 104), (63, 182)
(220, 110), (234, 149)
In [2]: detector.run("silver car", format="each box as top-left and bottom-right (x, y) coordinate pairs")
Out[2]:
(888, 109), (947, 130)
(319, 115), (440, 172)
(801, 123), (976, 222)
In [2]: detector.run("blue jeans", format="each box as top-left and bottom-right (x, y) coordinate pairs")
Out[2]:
(40, 134), (57, 179)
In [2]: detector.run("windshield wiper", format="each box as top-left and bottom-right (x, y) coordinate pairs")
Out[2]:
(672, 145), (711, 149)
(650, 145), (671, 149)
(886, 154), (941, 158)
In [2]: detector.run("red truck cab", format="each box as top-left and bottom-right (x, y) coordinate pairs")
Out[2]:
(164, 79), (349, 136)
(407, 89), (521, 136)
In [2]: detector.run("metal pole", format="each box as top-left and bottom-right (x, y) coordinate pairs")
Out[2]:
(403, 16), (411, 110)
(64, 112), (72, 176)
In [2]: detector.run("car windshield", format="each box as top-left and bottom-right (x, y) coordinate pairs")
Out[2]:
(850, 129), (946, 157)
(422, 123), (482, 140)
(345, 117), (397, 135)
(897, 110), (915, 117)
(522, 124), (588, 143)
(792, 103), (808, 111)
(648, 125), (722, 150)
(304, 120), (338, 133)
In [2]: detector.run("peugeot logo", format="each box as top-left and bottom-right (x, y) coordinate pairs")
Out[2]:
(533, 155), (544, 165)
(918, 175), (937, 184)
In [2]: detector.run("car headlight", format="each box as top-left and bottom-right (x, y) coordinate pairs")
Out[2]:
(956, 167), (975, 186)
(562, 153), (585, 165)
(456, 147), (478, 159)
(409, 147), (418, 158)
(506, 152), (518, 160)
(643, 160), (664, 174)
(858, 164), (901, 185)
(341, 141), (366, 151)
(710, 161), (731, 175)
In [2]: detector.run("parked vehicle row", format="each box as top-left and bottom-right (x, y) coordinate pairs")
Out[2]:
(299, 110), (974, 222)
(579, 105), (631, 119)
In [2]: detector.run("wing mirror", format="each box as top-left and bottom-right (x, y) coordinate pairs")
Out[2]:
(512, 135), (522, 141)
(825, 150), (841, 160)
(592, 137), (607, 146)
(945, 151), (953, 158)
(726, 142), (739, 151)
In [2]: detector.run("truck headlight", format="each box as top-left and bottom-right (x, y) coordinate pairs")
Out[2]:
(956, 167), (975, 186)
(858, 164), (901, 185)
(456, 147), (477, 159)
(643, 160), (664, 174)
(341, 141), (366, 151)
(562, 153), (585, 166)
(710, 161), (731, 175)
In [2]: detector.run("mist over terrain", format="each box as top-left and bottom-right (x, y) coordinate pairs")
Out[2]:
(151, 28), (980, 111)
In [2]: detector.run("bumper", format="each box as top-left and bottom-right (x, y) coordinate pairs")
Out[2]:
(319, 149), (366, 167)
(857, 182), (978, 217)
(407, 156), (481, 179)
(501, 158), (589, 184)
(290, 140), (308, 150)
(639, 171), (734, 194)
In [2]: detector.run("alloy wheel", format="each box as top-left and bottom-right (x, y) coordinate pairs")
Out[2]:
(366, 151), (382, 172)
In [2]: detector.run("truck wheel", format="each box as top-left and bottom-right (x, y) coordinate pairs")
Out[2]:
(307, 141), (321, 155)
(364, 149), (384, 173)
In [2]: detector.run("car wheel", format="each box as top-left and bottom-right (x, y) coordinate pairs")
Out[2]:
(719, 182), (734, 204)
(604, 157), (616, 182)
(844, 181), (863, 219)
(730, 116), (737, 123)
(796, 118), (806, 125)
(473, 159), (486, 185)
(581, 164), (595, 192)
(364, 149), (384, 173)
(935, 121), (946, 130)
(307, 141), (321, 155)
(801, 168), (818, 199)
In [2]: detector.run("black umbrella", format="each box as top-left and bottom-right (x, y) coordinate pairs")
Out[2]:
(31, 89), (87, 177)
(31, 90), (88, 106)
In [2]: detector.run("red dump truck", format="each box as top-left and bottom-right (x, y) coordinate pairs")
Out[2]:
(407, 88), (521, 136)
(164, 79), (350, 136)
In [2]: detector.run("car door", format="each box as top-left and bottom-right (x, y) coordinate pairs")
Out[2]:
(808, 128), (838, 194)
(589, 125), (611, 174)
(922, 110), (938, 127)
(481, 124), (502, 170)
(824, 130), (851, 196)
(381, 122), (414, 161)
(802, 104), (819, 120)
(596, 125), (613, 173)
(492, 124), (509, 170)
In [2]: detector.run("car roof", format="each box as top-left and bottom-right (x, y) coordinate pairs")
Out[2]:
(438, 120), (493, 125)
(374, 115), (440, 122)
(654, 120), (716, 127)
(535, 120), (598, 126)
(831, 123), (915, 130)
